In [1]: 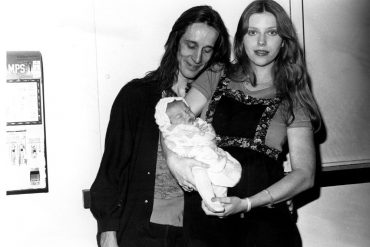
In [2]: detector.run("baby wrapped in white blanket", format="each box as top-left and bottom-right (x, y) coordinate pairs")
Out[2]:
(155, 97), (241, 212)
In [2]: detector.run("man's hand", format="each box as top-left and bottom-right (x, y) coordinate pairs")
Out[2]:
(160, 134), (209, 191)
(100, 231), (118, 247)
(167, 151), (203, 191)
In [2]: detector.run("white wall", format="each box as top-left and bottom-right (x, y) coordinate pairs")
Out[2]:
(0, 0), (100, 246)
(296, 1), (370, 246)
(298, 183), (370, 247)
(1, 0), (369, 247)
(303, 0), (370, 169)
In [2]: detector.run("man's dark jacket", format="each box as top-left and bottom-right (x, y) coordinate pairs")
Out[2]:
(90, 78), (162, 245)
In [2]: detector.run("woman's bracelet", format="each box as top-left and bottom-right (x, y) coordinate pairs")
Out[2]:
(240, 197), (252, 218)
(263, 189), (275, 207)
(245, 197), (252, 212)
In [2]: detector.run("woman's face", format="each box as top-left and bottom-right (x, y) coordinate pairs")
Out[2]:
(243, 12), (283, 69)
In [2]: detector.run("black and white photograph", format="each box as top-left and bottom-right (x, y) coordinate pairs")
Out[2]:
(0, 0), (369, 246)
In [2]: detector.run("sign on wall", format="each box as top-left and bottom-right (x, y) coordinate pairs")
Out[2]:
(5, 51), (48, 195)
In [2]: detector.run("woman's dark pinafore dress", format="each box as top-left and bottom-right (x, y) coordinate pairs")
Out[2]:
(184, 75), (302, 247)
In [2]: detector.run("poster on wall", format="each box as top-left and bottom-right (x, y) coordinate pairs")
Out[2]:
(5, 51), (48, 195)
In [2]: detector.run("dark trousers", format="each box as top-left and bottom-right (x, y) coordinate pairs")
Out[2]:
(127, 222), (184, 247)
(98, 222), (184, 247)
(138, 222), (184, 247)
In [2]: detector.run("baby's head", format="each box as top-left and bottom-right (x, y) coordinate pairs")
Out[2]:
(166, 100), (195, 125)
(155, 97), (195, 130)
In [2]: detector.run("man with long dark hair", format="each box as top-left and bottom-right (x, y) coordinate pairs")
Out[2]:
(90, 6), (230, 247)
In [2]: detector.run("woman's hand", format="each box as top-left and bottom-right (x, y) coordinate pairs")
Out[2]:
(201, 196), (248, 217)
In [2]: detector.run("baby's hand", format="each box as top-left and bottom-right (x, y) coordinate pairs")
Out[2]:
(194, 121), (209, 134)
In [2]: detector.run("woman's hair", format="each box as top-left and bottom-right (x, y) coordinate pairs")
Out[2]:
(145, 5), (230, 93)
(231, 0), (321, 130)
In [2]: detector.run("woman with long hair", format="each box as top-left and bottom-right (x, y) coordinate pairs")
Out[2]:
(167, 1), (321, 246)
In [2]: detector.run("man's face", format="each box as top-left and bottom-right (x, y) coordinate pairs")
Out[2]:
(177, 22), (219, 80)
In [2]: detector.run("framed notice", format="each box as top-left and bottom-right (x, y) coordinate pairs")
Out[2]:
(6, 79), (42, 125)
(5, 51), (48, 195)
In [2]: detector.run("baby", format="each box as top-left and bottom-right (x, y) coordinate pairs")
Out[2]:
(155, 97), (242, 212)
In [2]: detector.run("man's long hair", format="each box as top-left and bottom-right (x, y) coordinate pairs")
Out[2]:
(145, 5), (230, 93)
(230, 0), (321, 130)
